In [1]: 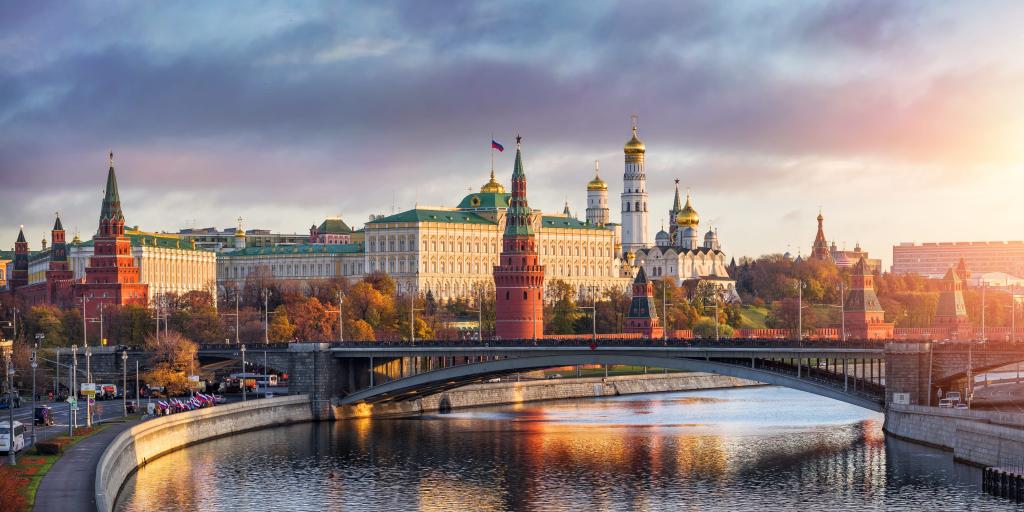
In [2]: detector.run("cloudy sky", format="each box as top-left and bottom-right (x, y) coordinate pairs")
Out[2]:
(2, 1), (1023, 268)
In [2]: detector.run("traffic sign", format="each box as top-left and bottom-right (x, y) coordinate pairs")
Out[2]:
(81, 383), (96, 397)
(66, 397), (77, 405)
(87, 398), (95, 406)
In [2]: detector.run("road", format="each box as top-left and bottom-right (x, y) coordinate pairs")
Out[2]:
(972, 381), (1024, 413)
(1, 396), (139, 447)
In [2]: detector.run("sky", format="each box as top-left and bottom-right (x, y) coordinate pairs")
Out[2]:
(2, 1), (1023, 269)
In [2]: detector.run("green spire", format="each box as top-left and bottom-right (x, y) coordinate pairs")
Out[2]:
(53, 213), (63, 231)
(100, 151), (124, 224)
(504, 135), (534, 236)
(512, 137), (525, 179)
(672, 179), (682, 211)
(16, 225), (26, 243)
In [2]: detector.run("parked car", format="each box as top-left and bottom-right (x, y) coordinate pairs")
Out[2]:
(0, 392), (22, 409)
(938, 398), (954, 408)
(34, 405), (54, 426)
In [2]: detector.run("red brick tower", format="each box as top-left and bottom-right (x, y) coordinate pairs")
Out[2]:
(74, 152), (148, 316)
(10, 226), (28, 290)
(811, 210), (831, 261)
(932, 262), (971, 339)
(494, 136), (544, 340)
(45, 213), (75, 306)
(843, 256), (893, 339)
(624, 267), (664, 339)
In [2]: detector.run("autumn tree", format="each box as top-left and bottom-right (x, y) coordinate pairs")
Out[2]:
(544, 280), (579, 335)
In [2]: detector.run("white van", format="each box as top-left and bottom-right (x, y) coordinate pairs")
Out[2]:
(0, 421), (26, 454)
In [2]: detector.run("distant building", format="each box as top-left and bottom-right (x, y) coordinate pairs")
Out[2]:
(309, 217), (353, 244)
(217, 243), (365, 287)
(810, 211), (881, 272)
(892, 241), (1024, 279)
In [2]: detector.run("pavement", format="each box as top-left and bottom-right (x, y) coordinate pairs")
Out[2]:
(33, 420), (137, 512)
(972, 381), (1024, 413)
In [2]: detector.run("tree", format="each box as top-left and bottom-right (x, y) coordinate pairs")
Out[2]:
(22, 305), (67, 347)
(144, 331), (197, 372)
(267, 306), (296, 341)
(544, 280), (578, 335)
(105, 304), (153, 346)
(285, 297), (333, 341)
(346, 281), (394, 330)
(348, 319), (375, 341)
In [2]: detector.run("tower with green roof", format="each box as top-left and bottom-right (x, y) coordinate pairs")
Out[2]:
(494, 135), (544, 340)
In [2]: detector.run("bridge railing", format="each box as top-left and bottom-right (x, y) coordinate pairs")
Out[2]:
(323, 338), (889, 350)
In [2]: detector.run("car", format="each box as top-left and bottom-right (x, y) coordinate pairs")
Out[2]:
(0, 421), (26, 454)
(955, 403), (969, 410)
(945, 391), (962, 402)
(938, 398), (954, 408)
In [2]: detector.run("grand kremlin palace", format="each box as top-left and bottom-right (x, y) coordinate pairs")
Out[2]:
(218, 172), (635, 298)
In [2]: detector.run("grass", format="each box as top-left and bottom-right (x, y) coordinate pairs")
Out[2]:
(739, 305), (769, 329)
(9, 422), (117, 510)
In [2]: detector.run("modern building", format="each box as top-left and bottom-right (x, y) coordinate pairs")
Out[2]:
(636, 182), (735, 297)
(843, 257), (893, 339)
(892, 241), (1024, 279)
(494, 136), (545, 340)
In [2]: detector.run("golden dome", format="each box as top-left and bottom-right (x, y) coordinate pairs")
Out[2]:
(480, 170), (506, 194)
(234, 228), (245, 238)
(675, 192), (699, 227)
(587, 175), (607, 191)
(624, 117), (645, 154)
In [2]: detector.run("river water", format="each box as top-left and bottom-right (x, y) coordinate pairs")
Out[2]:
(116, 386), (1011, 511)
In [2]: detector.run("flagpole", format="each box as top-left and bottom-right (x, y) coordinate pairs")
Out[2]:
(491, 132), (495, 173)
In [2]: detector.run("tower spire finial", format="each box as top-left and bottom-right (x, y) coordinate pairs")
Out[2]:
(515, 133), (522, 148)
(631, 114), (638, 135)
(594, 160), (600, 176)
(109, 150), (114, 167)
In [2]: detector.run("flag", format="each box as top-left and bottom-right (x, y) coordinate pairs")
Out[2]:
(491, 140), (504, 152)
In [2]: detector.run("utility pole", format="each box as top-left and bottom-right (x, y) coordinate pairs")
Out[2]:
(338, 291), (344, 342)
(262, 289), (270, 344)
(235, 294), (240, 345)
(99, 303), (105, 346)
(240, 344), (247, 402)
(981, 283), (987, 342)
(70, 345), (77, 435)
(794, 282), (802, 342)
(840, 281), (846, 342)
(591, 286), (597, 343)
(6, 349), (15, 465)
(136, 360), (140, 414)
(121, 351), (128, 417)
(84, 344), (92, 427)
(31, 343), (38, 446)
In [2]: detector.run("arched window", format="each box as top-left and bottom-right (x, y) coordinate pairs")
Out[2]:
(523, 291), (528, 300)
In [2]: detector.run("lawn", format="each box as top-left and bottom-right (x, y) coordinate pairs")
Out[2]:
(739, 305), (769, 329)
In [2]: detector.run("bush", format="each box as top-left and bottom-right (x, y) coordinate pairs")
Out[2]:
(692, 317), (735, 339)
(36, 437), (71, 455)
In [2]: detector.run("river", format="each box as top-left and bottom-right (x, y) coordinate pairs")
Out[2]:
(116, 386), (1010, 511)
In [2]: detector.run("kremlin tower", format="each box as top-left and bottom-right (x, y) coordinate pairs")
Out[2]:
(620, 116), (649, 254)
(75, 152), (148, 317)
(624, 267), (663, 339)
(932, 259), (971, 339)
(10, 226), (28, 290)
(843, 257), (893, 339)
(494, 136), (545, 340)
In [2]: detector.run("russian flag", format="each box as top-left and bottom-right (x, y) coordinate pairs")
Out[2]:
(491, 140), (504, 152)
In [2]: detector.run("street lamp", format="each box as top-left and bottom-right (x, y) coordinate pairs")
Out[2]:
(240, 344), (247, 402)
(31, 343), (38, 446)
(122, 351), (128, 417)
(84, 344), (92, 427)
(6, 348), (16, 465)
(70, 344), (77, 435)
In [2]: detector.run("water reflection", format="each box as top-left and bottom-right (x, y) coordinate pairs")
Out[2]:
(117, 387), (1009, 511)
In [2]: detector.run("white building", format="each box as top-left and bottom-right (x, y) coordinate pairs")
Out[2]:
(620, 116), (650, 255)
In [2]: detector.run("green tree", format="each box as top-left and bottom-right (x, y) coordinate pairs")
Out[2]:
(23, 305), (67, 347)
(544, 280), (578, 335)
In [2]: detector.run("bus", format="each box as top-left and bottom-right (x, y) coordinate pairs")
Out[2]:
(228, 373), (278, 391)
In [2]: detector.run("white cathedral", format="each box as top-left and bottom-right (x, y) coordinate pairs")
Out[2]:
(580, 117), (736, 298)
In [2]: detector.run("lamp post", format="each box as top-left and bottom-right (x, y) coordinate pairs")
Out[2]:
(136, 360), (141, 414)
(797, 280), (804, 342)
(121, 351), (128, 417)
(338, 291), (344, 342)
(70, 344), (77, 435)
(6, 349), (15, 465)
(84, 344), (92, 427)
(240, 344), (247, 402)
(262, 289), (270, 344)
(662, 280), (674, 342)
(31, 344), (38, 446)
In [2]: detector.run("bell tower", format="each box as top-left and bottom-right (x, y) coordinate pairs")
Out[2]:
(620, 115), (649, 254)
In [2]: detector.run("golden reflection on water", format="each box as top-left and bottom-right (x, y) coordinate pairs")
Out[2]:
(120, 389), (975, 512)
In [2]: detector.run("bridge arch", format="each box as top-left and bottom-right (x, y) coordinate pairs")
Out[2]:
(341, 353), (884, 412)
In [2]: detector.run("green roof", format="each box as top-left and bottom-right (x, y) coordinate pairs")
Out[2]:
(368, 209), (497, 226)
(75, 230), (212, 252)
(221, 243), (364, 257)
(316, 218), (352, 234)
(541, 215), (608, 231)
(456, 192), (510, 210)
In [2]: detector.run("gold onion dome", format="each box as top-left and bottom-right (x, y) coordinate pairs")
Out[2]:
(587, 173), (607, 191)
(480, 170), (506, 193)
(675, 192), (699, 227)
(624, 118), (645, 154)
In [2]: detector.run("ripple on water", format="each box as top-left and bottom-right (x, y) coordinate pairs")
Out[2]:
(116, 386), (1011, 512)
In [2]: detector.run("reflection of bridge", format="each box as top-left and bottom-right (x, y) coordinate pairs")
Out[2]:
(81, 339), (1024, 416)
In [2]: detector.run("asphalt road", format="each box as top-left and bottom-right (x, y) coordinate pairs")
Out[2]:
(1, 396), (139, 447)
(972, 381), (1024, 413)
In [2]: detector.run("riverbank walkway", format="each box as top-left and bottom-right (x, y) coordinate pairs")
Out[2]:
(35, 420), (138, 512)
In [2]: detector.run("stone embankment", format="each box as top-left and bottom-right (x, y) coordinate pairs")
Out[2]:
(336, 372), (758, 418)
(884, 404), (1024, 467)
(94, 395), (312, 512)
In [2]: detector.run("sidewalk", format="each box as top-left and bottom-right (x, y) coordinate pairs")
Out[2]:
(34, 420), (138, 512)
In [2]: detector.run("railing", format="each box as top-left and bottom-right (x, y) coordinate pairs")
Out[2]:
(325, 338), (888, 350)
